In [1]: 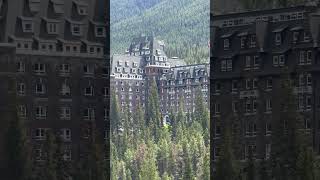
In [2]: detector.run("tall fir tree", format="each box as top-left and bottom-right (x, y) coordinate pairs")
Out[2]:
(214, 123), (239, 180)
(194, 88), (210, 131)
(146, 78), (162, 141)
(4, 84), (33, 180)
(42, 131), (58, 180)
(246, 146), (255, 180)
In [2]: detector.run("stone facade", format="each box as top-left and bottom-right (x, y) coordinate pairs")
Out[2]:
(111, 35), (209, 124)
(211, 2), (320, 167)
(0, 0), (109, 176)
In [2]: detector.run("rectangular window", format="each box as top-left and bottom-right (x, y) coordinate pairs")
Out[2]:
(232, 101), (238, 113)
(36, 83), (46, 94)
(60, 107), (71, 120)
(265, 144), (271, 160)
(83, 108), (95, 120)
(306, 96), (312, 110)
(71, 24), (82, 36)
(246, 79), (251, 90)
(223, 39), (229, 50)
(60, 64), (70, 74)
(22, 21), (34, 33)
(246, 100), (251, 112)
(266, 122), (272, 136)
(307, 74), (312, 86)
(61, 128), (71, 141)
(293, 31), (299, 42)
(253, 79), (258, 89)
(275, 33), (282, 45)
(34, 63), (46, 74)
(304, 32), (310, 42)
(95, 26), (106, 37)
(273, 56), (279, 66)
(104, 108), (108, 121)
(35, 128), (46, 140)
(245, 56), (251, 69)
(227, 59), (233, 71)
(250, 35), (256, 48)
(298, 95), (304, 110)
(305, 118), (311, 130)
(241, 37), (246, 48)
(232, 80), (238, 92)
(279, 55), (285, 66)
(103, 87), (109, 97)
(47, 23), (58, 34)
(221, 60), (226, 72)
(267, 79), (273, 90)
(307, 50), (312, 64)
(36, 106), (47, 119)
(299, 51), (305, 64)
(83, 64), (94, 75)
(253, 56), (259, 68)
(19, 105), (27, 118)
(17, 61), (25, 72)
(266, 99), (272, 112)
(84, 86), (94, 96)
(215, 103), (221, 115)
(17, 83), (25, 95)
(253, 99), (258, 112)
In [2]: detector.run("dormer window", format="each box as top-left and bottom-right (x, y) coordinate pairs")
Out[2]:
(73, 0), (88, 15)
(72, 24), (81, 36)
(51, 0), (64, 14)
(67, 19), (84, 36)
(95, 26), (106, 37)
(20, 17), (34, 33)
(47, 22), (59, 34)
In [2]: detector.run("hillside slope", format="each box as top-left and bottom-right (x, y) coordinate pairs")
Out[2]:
(110, 0), (210, 64)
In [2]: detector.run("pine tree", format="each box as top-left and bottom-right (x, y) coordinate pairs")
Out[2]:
(194, 88), (209, 131)
(4, 89), (32, 180)
(246, 146), (255, 180)
(214, 124), (239, 180)
(296, 147), (316, 180)
(110, 90), (122, 135)
(42, 131), (58, 180)
(259, 159), (270, 180)
(55, 135), (71, 180)
(146, 78), (162, 141)
(78, 123), (107, 180)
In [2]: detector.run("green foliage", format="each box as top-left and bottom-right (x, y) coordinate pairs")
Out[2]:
(214, 124), (239, 180)
(111, 88), (210, 179)
(5, 103), (33, 180)
(111, 0), (209, 64)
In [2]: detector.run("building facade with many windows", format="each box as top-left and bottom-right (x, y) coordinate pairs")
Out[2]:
(211, 2), (320, 167)
(0, 0), (109, 176)
(111, 35), (209, 124)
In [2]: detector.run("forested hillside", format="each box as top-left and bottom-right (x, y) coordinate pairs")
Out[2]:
(110, 0), (210, 64)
